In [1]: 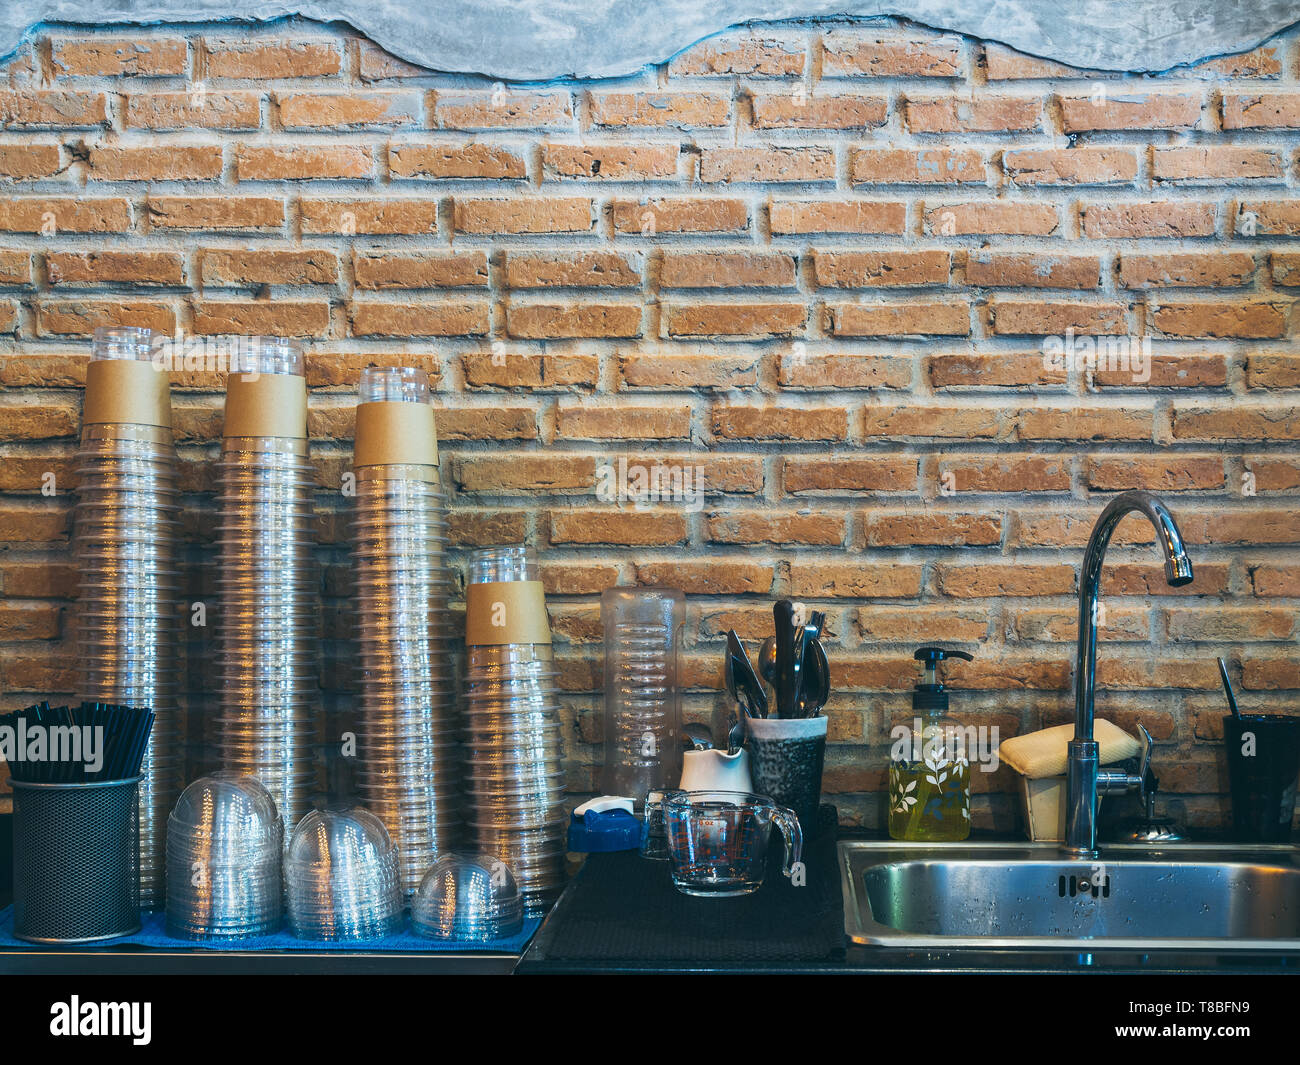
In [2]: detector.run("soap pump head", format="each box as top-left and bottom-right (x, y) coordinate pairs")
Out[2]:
(912, 645), (974, 714)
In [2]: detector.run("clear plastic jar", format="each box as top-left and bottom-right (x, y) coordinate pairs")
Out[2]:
(228, 336), (304, 377)
(359, 365), (430, 404)
(468, 544), (538, 584)
(91, 326), (154, 362)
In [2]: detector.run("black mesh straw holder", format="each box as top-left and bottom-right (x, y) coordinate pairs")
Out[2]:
(11, 777), (142, 943)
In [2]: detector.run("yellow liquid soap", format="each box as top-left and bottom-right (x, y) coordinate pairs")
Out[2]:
(888, 723), (971, 841)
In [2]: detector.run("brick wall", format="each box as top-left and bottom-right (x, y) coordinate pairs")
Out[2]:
(0, 18), (1296, 831)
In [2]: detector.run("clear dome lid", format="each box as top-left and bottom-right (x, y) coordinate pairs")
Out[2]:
(169, 771), (282, 838)
(91, 326), (155, 363)
(359, 365), (430, 404)
(411, 853), (524, 939)
(286, 807), (395, 868)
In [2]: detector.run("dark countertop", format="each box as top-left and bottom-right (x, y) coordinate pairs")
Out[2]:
(518, 824), (1300, 975)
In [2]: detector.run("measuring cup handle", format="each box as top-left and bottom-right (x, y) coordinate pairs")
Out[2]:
(771, 806), (804, 878)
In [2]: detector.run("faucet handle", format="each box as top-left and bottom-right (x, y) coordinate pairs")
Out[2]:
(1135, 722), (1153, 787)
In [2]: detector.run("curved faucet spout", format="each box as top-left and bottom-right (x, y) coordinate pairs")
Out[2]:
(1065, 491), (1192, 858)
(1074, 491), (1193, 739)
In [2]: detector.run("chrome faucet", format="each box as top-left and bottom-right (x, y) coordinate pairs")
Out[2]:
(1064, 491), (1194, 858)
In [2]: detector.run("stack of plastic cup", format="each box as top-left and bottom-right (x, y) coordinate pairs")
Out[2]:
(463, 545), (566, 916)
(411, 853), (524, 941)
(165, 772), (283, 939)
(285, 807), (402, 941)
(214, 339), (320, 830)
(74, 325), (182, 909)
(352, 366), (461, 896)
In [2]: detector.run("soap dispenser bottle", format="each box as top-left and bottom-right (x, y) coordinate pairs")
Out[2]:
(888, 646), (975, 842)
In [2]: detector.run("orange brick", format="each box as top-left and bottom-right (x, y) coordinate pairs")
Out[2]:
(661, 251), (794, 289)
(924, 202), (1059, 236)
(355, 41), (429, 81)
(856, 606), (991, 643)
(506, 303), (642, 339)
(354, 250), (486, 289)
(462, 353), (598, 390)
(1002, 147), (1137, 186)
(636, 560), (773, 596)
(1014, 407), (1152, 441)
(929, 353), (1067, 390)
(349, 301), (488, 337)
(664, 302), (805, 338)
(146, 196), (282, 231)
(0, 251), (32, 285)
(47, 251), (184, 286)
(52, 37), (188, 77)
(1086, 455), (1225, 492)
(1153, 147), (1283, 183)
(278, 92), (420, 129)
(982, 44), (1094, 80)
(903, 96), (1041, 133)
(1012, 511), (1157, 548)
(1059, 93), (1202, 131)
(814, 250), (949, 288)
(750, 94), (887, 129)
(936, 563), (1075, 597)
(1150, 301), (1286, 339)
(938, 455), (1070, 493)
(620, 354), (758, 390)
(862, 405), (999, 440)
(203, 38), (340, 78)
(1011, 608), (1149, 643)
(1252, 565), (1300, 597)
(505, 251), (639, 289)
(779, 353), (911, 390)
(88, 144), (223, 181)
(0, 143), (62, 180)
(0, 90), (107, 128)
(589, 92), (729, 128)
(700, 147), (835, 183)
(541, 143), (678, 181)
(300, 198), (437, 234)
(1246, 354), (1300, 389)
(434, 92), (573, 130)
(822, 32), (963, 78)
(1237, 202), (1300, 237)
(668, 36), (805, 77)
(1222, 93), (1300, 129)
(453, 454), (597, 494)
(865, 511), (1002, 547)
(965, 252), (1099, 289)
(612, 197), (747, 234)
(125, 92), (260, 130)
(828, 302), (970, 337)
(851, 148), (984, 185)
(1092, 354), (1227, 389)
(991, 300), (1125, 335)
(708, 511), (845, 547)
(1118, 253), (1255, 288)
(434, 408), (536, 441)
(555, 405), (690, 441)
(0, 405), (78, 439)
(1103, 562), (1228, 596)
(1172, 407), (1300, 440)
(201, 248), (338, 286)
(389, 142), (526, 180)
(191, 300), (329, 337)
(769, 199), (904, 235)
(454, 197), (591, 234)
(711, 406), (847, 441)
(788, 563), (922, 598)
(550, 510), (687, 546)
(0, 198), (130, 233)
(783, 456), (917, 494)
(1272, 252), (1300, 287)
(1169, 608), (1296, 642)
(235, 144), (372, 180)
(37, 300), (175, 337)
(1083, 201), (1217, 238)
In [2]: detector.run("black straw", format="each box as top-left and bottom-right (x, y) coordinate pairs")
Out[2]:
(1217, 658), (1242, 721)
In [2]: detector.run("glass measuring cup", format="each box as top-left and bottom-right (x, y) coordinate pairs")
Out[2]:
(658, 790), (802, 898)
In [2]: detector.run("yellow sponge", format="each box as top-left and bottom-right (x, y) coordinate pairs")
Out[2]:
(999, 720), (1140, 779)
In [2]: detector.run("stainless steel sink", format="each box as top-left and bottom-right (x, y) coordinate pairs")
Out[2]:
(840, 841), (1300, 950)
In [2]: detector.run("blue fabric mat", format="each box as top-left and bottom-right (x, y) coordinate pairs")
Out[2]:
(0, 906), (539, 954)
